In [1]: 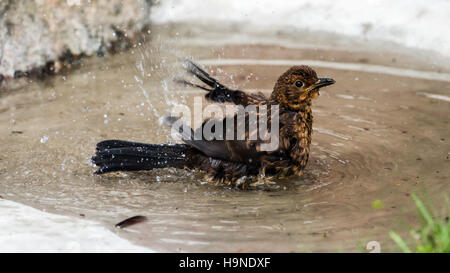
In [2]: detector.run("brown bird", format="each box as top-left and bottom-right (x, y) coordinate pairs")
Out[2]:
(92, 60), (335, 188)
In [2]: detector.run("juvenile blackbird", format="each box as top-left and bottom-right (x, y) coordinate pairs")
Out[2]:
(92, 60), (335, 188)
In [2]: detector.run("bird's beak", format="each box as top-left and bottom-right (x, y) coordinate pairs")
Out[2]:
(308, 78), (336, 92)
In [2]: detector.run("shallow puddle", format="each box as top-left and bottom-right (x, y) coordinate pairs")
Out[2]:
(1, 24), (449, 252)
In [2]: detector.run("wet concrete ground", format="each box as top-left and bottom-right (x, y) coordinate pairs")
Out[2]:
(0, 24), (449, 252)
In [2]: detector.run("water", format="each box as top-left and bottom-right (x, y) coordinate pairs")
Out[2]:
(152, 0), (450, 57)
(0, 24), (449, 252)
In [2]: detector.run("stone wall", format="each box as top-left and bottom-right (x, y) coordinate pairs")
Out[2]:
(0, 0), (152, 79)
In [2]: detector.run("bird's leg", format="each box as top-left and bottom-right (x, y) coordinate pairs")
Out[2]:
(249, 167), (276, 188)
(250, 174), (276, 187)
(235, 176), (250, 188)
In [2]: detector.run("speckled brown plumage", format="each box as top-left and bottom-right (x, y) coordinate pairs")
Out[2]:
(92, 60), (335, 188)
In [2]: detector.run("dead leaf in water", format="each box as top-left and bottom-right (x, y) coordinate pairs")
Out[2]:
(115, 215), (148, 229)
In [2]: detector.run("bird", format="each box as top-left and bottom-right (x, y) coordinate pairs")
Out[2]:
(92, 60), (335, 188)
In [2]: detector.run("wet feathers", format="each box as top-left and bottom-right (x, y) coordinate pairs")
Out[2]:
(92, 60), (335, 188)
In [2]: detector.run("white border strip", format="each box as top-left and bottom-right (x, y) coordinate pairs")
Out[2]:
(0, 199), (152, 253)
(200, 59), (450, 83)
(416, 92), (450, 102)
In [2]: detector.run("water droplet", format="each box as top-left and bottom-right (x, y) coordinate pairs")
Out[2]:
(40, 135), (49, 143)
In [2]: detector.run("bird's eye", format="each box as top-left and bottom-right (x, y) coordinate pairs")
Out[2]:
(295, 81), (303, 87)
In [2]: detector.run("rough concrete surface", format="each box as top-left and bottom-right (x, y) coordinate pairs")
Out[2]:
(0, 0), (152, 78)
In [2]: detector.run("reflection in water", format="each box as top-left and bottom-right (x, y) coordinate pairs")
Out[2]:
(0, 24), (449, 252)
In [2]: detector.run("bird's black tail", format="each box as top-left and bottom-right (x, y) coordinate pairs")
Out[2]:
(92, 140), (191, 174)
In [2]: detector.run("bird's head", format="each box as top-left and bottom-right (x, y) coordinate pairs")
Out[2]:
(270, 65), (335, 110)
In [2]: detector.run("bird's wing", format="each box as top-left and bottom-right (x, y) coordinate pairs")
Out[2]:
(175, 107), (284, 165)
(176, 59), (267, 106)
